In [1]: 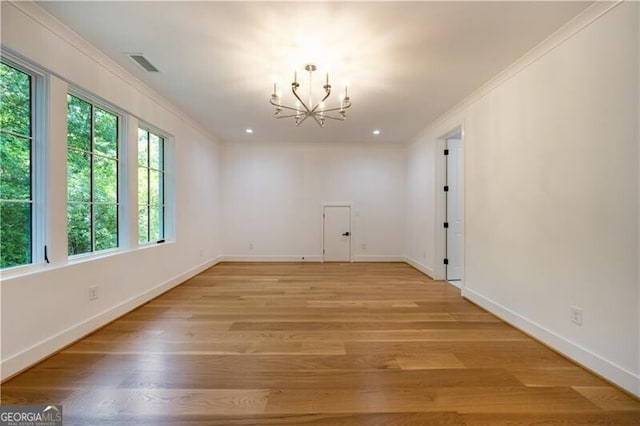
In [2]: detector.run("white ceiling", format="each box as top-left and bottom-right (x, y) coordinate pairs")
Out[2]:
(37, 1), (591, 144)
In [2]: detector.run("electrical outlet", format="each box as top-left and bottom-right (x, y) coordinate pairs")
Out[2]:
(199, 249), (204, 257)
(249, 243), (254, 250)
(361, 243), (367, 250)
(88, 286), (98, 301)
(570, 305), (583, 326)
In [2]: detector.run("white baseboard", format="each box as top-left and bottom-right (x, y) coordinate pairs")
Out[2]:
(220, 255), (323, 262)
(221, 255), (405, 263)
(353, 255), (405, 262)
(404, 256), (435, 279)
(446, 280), (463, 289)
(462, 287), (640, 398)
(1, 256), (222, 381)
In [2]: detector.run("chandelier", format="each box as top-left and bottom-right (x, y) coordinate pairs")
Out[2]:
(270, 64), (351, 127)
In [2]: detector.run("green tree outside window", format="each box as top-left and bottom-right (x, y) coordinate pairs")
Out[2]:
(67, 94), (119, 255)
(0, 62), (33, 268)
(138, 128), (164, 243)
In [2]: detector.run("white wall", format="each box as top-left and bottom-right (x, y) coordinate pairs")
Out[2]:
(405, 136), (437, 276)
(221, 142), (406, 261)
(0, 2), (222, 379)
(406, 2), (640, 396)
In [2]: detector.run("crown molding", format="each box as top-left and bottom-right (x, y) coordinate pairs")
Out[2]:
(410, 0), (623, 144)
(7, 1), (221, 144)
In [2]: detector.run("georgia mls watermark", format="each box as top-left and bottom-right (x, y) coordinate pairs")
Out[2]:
(0, 405), (62, 426)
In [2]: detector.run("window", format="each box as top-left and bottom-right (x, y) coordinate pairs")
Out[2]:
(67, 94), (119, 256)
(0, 61), (34, 269)
(137, 128), (165, 244)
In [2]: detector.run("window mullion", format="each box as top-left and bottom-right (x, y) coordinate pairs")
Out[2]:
(0, 129), (35, 140)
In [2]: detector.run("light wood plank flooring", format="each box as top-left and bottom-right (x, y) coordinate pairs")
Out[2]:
(2, 262), (639, 425)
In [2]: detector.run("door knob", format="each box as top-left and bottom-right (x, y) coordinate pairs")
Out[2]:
(342, 232), (350, 236)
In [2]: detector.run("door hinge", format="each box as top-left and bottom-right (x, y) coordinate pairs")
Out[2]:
(443, 258), (449, 265)
(444, 149), (449, 155)
(443, 185), (449, 192)
(443, 222), (449, 229)
(323, 249), (325, 254)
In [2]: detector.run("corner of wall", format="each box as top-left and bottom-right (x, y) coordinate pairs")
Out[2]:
(405, 256), (434, 279)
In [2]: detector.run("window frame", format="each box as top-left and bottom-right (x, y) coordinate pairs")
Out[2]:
(137, 124), (167, 246)
(66, 88), (124, 259)
(0, 55), (47, 273)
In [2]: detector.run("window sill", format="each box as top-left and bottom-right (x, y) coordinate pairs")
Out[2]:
(1, 241), (175, 282)
(137, 239), (174, 250)
(0, 262), (49, 281)
(67, 246), (125, 265)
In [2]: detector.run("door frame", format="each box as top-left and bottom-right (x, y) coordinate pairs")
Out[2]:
(321, 203), (353, 263)
(436, 124), (465, 286)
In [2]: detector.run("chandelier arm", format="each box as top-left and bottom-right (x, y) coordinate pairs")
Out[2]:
(318, 104), (351, 114)
(275, 104), (306, 113)
(269, 98), (305, 113)
(275, 113), (304, 119)
(291, 84), (312, 113)
(319, 98), (352, 114)
(296, 114), (311, 126)
(311, 114), (325, 127)
(309, 88), (332, 114)
(321, 114), (346, 121)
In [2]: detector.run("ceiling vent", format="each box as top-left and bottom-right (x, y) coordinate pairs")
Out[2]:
(128, 54), (159, 72)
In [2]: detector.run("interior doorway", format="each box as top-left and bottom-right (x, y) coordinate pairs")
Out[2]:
(445, 133), (464, 281)
(323, 205), (351, 262)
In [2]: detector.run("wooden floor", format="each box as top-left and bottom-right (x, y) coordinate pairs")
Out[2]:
(2, 263), (639, 425)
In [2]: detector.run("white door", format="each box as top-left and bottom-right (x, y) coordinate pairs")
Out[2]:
(323, 206), (351, 262)
(446, 138), (464, 281)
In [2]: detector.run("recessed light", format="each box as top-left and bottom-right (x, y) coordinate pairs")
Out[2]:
(245, 128), (254, 134)
(373, 129), (381, 135)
